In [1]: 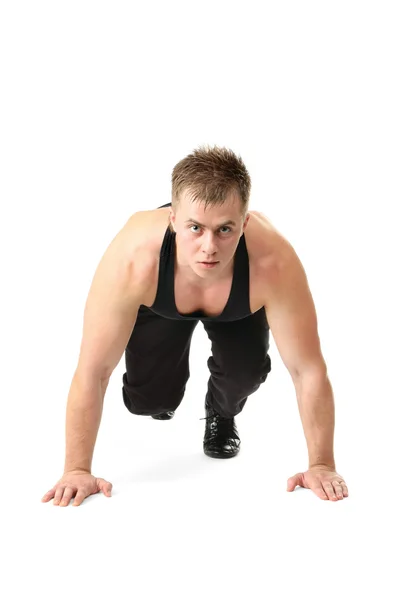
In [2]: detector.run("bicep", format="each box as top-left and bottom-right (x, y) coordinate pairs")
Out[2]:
(265, 250), (327, 379)
(76, 227), (143, 380)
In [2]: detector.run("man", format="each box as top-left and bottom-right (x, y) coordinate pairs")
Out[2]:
(41, 145), (348, 507)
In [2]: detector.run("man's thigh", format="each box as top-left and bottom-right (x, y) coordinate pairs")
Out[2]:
(122, 306), (199, 414)
(202, 307), (271, 373)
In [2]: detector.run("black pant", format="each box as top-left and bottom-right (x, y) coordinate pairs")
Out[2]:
(122, 305), (272, 419)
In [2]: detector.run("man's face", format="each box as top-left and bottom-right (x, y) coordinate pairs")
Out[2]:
(169, 190), (250, 279)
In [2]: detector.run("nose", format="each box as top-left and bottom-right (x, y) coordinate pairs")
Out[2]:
(201, 232), (218, 256)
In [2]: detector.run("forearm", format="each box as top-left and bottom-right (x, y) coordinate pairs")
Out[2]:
(63, 371), (109, 473)
(293, 372), (336, 470)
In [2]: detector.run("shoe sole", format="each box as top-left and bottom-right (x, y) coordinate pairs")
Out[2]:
(151, 413), (175, 420)
(203, 448), (240, 459)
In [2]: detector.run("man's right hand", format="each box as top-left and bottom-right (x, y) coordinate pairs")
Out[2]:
(41, 470), (113, 507)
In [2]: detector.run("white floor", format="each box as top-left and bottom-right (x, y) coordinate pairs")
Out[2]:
(5, 320), (399, 600)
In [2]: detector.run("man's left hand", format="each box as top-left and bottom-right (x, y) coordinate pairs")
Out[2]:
(287, 467), (349, 501)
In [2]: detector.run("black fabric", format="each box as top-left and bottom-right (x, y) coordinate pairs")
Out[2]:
(121, 202), (272, 419)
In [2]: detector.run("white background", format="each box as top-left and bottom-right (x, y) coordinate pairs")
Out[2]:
(1, 1), (399, 598)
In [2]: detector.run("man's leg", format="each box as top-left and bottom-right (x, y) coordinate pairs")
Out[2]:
(202, 307), (272, 418)
(122, 305), (199, 416)
(201, 308), (272, 458)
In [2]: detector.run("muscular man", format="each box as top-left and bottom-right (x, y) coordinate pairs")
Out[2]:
(41, 145), (348, 507)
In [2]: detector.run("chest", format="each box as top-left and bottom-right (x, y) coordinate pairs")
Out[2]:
(173, 258), (266, 317)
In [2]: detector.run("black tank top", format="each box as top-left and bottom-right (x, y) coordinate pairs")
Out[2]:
(148, 203), (253, 322)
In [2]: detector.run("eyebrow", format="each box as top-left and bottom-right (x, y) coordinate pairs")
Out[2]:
(185, 219), (237, 228)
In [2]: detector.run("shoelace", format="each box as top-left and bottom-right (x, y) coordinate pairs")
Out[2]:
(199, 413), (240, 441)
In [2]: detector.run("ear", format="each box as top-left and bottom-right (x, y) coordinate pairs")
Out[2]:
(169, 208), (176, 231)
(242, 213), (251, 230)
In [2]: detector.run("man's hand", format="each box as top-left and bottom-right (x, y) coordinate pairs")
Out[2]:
(287, 467), (349, 501)
(41, 470), (113, 507)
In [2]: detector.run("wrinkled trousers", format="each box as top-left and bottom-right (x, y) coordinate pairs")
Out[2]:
(122, 305), (272, 419)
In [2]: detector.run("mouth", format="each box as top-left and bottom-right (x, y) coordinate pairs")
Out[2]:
(198, 260), (219, 268)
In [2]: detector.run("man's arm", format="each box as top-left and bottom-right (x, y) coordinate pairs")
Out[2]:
(64, 216), (145, 473)
(291, 371), (335, 470)
(64, 372), (110, 473)
(263, 244), (335, 469)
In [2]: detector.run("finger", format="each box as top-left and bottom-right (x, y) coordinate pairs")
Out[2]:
(287, 473), (303, 491)
(103, 483), (112, 496)
(322, 482), (337, 501)
(332, 481), (344, 500)
(42, 487), (56, 502)
(97, 478), (112, 496)
(310, 481), (328, 500)
(314, 486), (328, 500)
(72, 489), (87, 507)
(341, 483), (349, 497)
(53, 487), (66, 505)
(59, 487), (75, 507)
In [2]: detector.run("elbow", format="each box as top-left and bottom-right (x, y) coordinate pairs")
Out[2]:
(74, 366), (112, 387)
(293, 361), (328, 384)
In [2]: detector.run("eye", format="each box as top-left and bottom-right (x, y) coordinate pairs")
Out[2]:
(189, 225), (232, 233)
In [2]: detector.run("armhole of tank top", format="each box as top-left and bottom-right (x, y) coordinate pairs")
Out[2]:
(129, 213), (166, 304)
(129, 243), (157, 307)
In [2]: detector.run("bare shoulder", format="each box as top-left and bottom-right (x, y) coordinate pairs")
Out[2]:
(247, 210), (292, 273)
(252, 211), (308, 300)
(123, 207), (169, 258)
(119, 207), (169, 289)
(247, 211), (302, 313)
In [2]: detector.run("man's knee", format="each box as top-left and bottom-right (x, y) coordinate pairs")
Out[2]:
(234, 358), (271, 393)
(209, 354), (271, 390)
(122, 385), (184, 416)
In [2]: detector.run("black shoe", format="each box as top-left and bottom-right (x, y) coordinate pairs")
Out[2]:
(151, 410), (175, 420)
(201, 401), (240, 459)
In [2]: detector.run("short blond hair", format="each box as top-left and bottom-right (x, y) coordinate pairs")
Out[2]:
(171, 144), (251, 215)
